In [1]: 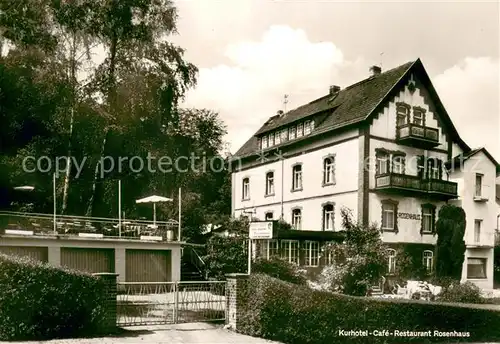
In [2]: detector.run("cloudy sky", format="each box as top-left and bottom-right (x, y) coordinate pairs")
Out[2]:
(173, 0), (499, 160)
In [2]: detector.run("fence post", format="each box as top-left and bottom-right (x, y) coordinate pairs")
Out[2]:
(173, 281), (179, 323)
(93, 273), (119, 332)
(225, 273), (249, 331)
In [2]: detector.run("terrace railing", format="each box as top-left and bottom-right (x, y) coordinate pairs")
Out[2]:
(0, 211), (179, 241)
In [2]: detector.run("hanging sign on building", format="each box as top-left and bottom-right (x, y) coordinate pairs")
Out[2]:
(249, 221), (274, 239)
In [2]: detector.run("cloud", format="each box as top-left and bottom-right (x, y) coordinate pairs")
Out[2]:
(433, 57), (500, 160)
(181, 25), (347, 153)
(182, 25), (499, 161)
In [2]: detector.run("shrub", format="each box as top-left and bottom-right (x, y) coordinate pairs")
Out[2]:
(203, 235), (247, 279)
(252, 257), (306, 285)
(438, 281), (484, 304)
(0, 254), (108, 340)
(238, 274), (500, 343)
(318, 208), (387, 296)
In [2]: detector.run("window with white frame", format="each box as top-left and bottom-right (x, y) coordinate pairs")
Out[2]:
(381, 201), (397, 231)
(421, 204), (435, 233)
(262, 136), (268, 149)
(327, 250), (335, 266)
(275, 131), (281, 145)
(323, 156), (335, 184)
(297, 123), (304, 137)
(289, 126), (297, 140)
(260, 240), (278, 259)
(304, 121), (312, 135)
(265, 212), (273, 221)
(396, 104), (409, 126)
(467, 258), (487, 279)
(423, 250), (433, 273)
(413, 108), (424, 126)
(474, 219), (482, 243)
(291, 208), (302, 229)
(392, 155), (404, 174)
(304, 241), (320, 267)
(310, 120), (315, 131)
(242, 178), (250, 200)
(292, 164), (302, 190)
(265, 171), (274, 195)
(376, 153), (389, 175)
(281, 240), (299, 264)
(280, 129), (288, 142)
(323, 204), (334, 231)
(387, 249), (396, 274)
(268, 133), (275, 147)
(475, 174), (483, 197)
(427, 158), (441, 179)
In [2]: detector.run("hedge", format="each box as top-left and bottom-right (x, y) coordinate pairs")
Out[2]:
(238, 274), (500, 344)
(0, 253), (108, 340)
(252, 257), (307, 285)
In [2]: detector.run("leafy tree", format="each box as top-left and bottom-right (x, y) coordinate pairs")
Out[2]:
(203, 217), (249, 279)
(318, 207), (387, 296)
(434, 204), (466, 280)
(0, 0), (230, 242)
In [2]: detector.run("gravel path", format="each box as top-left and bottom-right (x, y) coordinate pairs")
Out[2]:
(0, 323), (281, 344)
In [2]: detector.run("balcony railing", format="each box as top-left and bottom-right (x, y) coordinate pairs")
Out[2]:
(426, 179), (458, 196)
(375, 173), (458, 198)
(0, 211), (179, 241)
(397, 124), (439, 148)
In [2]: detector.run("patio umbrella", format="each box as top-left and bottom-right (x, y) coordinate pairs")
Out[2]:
(13, 186), (35, 191)
(135, 195), (173, 226)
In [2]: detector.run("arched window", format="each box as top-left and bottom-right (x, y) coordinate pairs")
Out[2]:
(323, 156), (335, 185)
(242, 178), (250, 200)
(322, 203), (335, 231)
(265, 171), (274, 195)
(423, 250), (433, 273)
(291, 208), (302, 229)
(387, 249), (396, 274)
(292, 164), (303, 191)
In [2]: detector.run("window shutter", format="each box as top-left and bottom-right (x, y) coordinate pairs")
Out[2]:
(420, 205), (424, 235)
(437, 160), (443, 180)
(417, 155), (425, 178)
(393, 202), (399, 234)
(431, 206), (436, 233)
(332, 157), (336, 185)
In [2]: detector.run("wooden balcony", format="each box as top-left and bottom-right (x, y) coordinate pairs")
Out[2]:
(375, 173), (458, 199)
(396, 124), (440, 149)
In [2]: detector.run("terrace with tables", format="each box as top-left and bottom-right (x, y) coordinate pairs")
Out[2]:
(0, 211), (179, 241)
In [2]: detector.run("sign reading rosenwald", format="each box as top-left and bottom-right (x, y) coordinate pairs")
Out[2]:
(249, 221), (273, 239)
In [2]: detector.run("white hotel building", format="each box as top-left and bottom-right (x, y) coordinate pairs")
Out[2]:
(230, 59), (500, 289)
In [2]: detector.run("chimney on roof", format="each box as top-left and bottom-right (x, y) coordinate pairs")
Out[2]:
(370, 65), (382, 76)
(329, 85), (341, 95)
(277, 110), (284, 117)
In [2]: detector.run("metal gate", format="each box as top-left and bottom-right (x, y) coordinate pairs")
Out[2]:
(116, 281), (226, 326)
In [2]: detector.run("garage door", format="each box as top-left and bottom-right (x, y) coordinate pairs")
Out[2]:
(0, 246), (48, 262)
(126, 249), (171, 282)
(61, 247), (114, 273)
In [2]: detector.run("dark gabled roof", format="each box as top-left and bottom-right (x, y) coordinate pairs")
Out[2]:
(234, 61), (414, 157)
(233, 58), (470, 159)
(446, 147), (500, 175)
